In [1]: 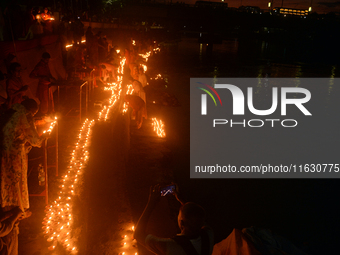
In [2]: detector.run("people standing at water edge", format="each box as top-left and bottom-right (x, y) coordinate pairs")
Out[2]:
(29, 52), (56, 115)
(135, 185), (214, 255)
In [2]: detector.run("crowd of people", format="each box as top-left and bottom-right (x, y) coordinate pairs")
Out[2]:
(0, 49), (57, 254)
(0, 20), (160, 252)
(65, 32), (158, 127)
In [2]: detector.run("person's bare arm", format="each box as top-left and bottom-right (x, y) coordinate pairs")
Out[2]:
(134, 185), (161, 246)
(173, 184), (186, 205)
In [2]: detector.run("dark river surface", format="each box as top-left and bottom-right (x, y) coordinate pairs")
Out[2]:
(153, 36), (340, 254)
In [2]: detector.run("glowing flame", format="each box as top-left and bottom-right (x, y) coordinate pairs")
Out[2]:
(43, 44), (160, 254)
(152, 118), (166, 138)
(141, 64), (147, 72)
(43, 119), (94, 253)
(42, 117), (57, 134)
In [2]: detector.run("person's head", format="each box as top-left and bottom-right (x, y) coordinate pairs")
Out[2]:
(44, 7), (49, 14)
(42, 52), (51, 63)
(21, 98), (39, 116)
(178, 202), (206, 236)
(9, 62), (22, 77)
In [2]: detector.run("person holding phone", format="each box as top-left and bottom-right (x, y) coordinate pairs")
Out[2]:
(135, 185), (214, 255)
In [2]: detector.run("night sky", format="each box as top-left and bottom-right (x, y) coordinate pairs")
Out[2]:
(185, 0), (340, 13)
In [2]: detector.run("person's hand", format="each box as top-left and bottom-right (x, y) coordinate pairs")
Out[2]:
(148, 185), (161, 206)
(19, 209), (32, 220)
(172, 183), (185, 205)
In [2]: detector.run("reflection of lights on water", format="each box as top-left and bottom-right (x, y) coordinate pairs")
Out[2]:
(152, 118), (166, 138)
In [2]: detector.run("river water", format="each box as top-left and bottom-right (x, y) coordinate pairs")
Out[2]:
(155, 36), (340, 254)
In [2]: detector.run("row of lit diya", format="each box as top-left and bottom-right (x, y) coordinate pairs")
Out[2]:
(43, 119), (94, 253)
(42, 43), (165, 254)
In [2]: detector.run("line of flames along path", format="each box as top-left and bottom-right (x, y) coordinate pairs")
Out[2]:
(42, 44), (164, 254)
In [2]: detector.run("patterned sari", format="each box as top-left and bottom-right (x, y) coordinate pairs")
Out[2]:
(1, 104), (43, 211)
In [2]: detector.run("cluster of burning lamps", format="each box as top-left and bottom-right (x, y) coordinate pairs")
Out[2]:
(118, 225), (138, 255)
(134, 46), (166, 138)
(99, 58), (127, 121)
(42, 42), (163, 254)
(42, 117), (58, 135)
(150, 74), (163, 80)
(66, 40), (86, 49)
(152, 118), (166, 138)
(43, 118), (94, 253)
(138, 47), (159, 62)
